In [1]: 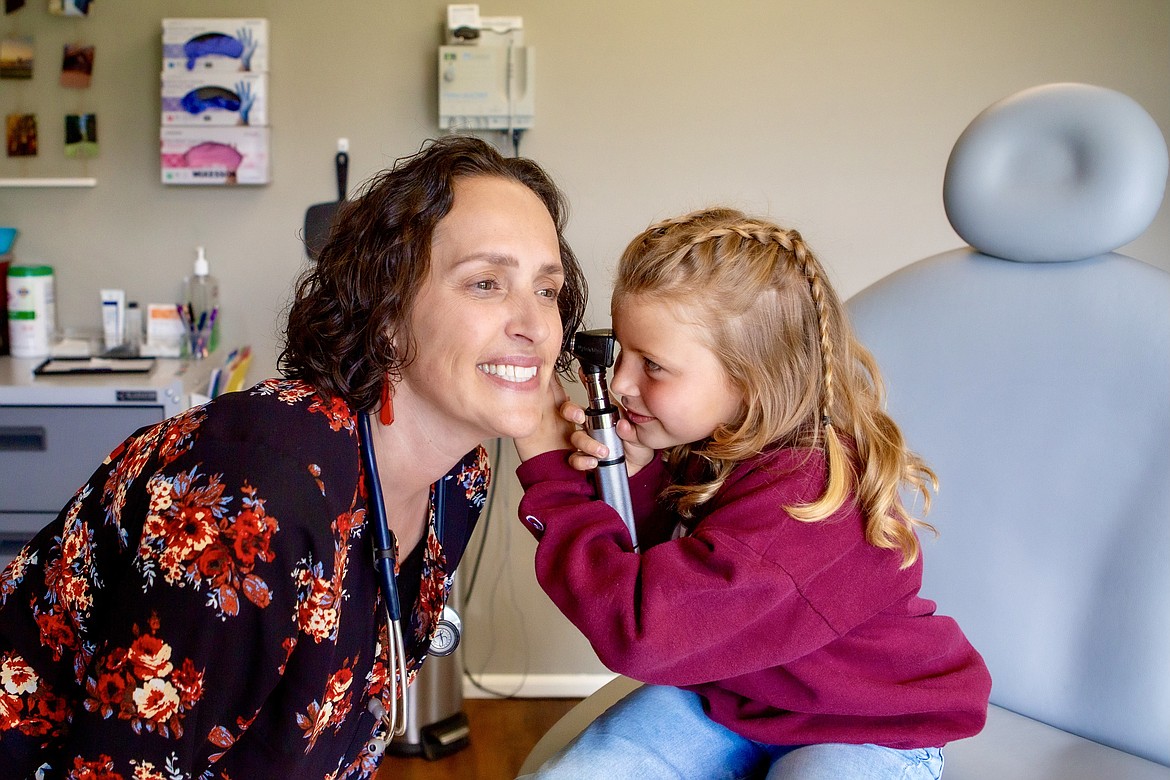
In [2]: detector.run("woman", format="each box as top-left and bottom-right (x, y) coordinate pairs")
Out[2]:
(0, 136), (586, 779)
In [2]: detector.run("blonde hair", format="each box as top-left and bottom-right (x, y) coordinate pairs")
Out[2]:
(615, 208), (936, 567)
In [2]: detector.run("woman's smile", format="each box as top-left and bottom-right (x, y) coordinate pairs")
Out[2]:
(477, 361), (540, 384)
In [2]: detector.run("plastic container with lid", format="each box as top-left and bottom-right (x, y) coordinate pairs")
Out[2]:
(7, 264), (56, 358)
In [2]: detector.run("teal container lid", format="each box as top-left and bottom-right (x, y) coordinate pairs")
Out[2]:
(7, 265), (53, 276)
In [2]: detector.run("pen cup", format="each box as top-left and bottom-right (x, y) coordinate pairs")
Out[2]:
(178, 305), (216, 360)
(191, 326), (213, 359)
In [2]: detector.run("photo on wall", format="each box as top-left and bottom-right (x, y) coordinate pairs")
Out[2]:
(0, 36), (33, 79)
(61, 43), (94, 87)
(64, 113), (97, 158)
(48, 0), (90, 16)
(6, 113), (38, 157)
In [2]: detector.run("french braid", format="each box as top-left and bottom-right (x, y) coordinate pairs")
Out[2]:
(616, 208), (935, 567)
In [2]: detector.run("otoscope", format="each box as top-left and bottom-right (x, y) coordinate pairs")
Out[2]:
(570, 329), (639, 552)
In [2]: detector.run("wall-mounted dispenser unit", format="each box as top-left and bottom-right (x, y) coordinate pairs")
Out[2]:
(438, 5), (533, 131)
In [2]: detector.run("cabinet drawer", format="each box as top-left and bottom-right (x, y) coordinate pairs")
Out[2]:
(0, 405), (163, 516)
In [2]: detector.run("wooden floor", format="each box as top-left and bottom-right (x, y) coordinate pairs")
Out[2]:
(376, 697), (580, 779)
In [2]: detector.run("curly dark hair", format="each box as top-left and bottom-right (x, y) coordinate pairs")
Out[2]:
(280, 135), (587, 412)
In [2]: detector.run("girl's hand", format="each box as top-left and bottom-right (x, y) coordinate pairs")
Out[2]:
(567, 407), (656, 479)
(514, 377), (576, 462)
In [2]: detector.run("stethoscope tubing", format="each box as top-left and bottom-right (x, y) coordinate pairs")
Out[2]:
(358, 411), (410, 739)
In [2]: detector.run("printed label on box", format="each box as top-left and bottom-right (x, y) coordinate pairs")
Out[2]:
(162, 18), (269, 73)
(145, 303), (184, 357)
(161, 126), (270, 186)
(162, 72), (268, 127)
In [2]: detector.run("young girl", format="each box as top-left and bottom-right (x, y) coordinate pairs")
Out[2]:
(513, 208), (991, 779)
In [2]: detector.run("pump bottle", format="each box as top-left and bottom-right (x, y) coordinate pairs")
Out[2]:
(183, 246), (220, 356)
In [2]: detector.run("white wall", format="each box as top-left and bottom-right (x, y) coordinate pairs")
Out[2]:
(3, 1), (1168, 691)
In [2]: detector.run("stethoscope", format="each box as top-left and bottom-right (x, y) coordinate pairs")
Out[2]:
(358, 411), (462, 755)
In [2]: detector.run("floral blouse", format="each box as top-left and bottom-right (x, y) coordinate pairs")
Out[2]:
(0, 379), (489, 780)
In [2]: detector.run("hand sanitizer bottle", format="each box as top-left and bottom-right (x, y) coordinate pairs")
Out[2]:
(183, 246), (220, 357)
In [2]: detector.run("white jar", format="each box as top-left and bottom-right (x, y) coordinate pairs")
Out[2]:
(7, 265), (56, 358)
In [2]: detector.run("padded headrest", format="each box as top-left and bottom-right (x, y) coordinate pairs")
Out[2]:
(943, 83), (1168, 262)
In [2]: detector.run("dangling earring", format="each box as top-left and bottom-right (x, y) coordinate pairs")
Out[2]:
(379, 378), (395, 426)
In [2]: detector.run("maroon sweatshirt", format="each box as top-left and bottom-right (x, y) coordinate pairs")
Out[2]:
(517, 447), (991, 749)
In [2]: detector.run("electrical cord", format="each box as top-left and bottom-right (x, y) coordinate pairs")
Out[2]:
(460, 436), (530, 699)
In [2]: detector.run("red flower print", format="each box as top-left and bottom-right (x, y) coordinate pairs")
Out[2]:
(171, 658), (204, 709)
(60, 524), (88, 563)
(0, 650), (69, 739)
(104, 646), (129, 672)
(0, 690), (18, 726)
(66, 754), (124, 780)
(23, 686), (70, 736)
(459, 447), (492, 507)
(157, 409), (204, 465)
(129, 759), (170, 780)
(174, 505), (219, 553)
(229, 509), (266, 565)
(266, 379), (316, 406)
(82, 614), (205, 738)
(1, 652), (38, 696)
(103, 408), (203, 534)
(33, 605), (76, 661)
(88, 671), (131, 719)
(366, 654), (388, 701)
(295, 571), (340, 642)
(297, 661), (357, 751)
(0, 545), (36, 605)
(128, 634), (173, 679)
(43, 515), (97, 620)
(61, 573), (89, 612)
(137, 472), (278, 620)
(132, 677), (181, 724)
(308, 394), (354, 433)
(146, 478), (173, 516)
(294, 485), (364, 652)
(335, 509), (362, 538)
(410, 525), (451, 644)
(329, 667), (354, 698)
(196, 543), (233, 589)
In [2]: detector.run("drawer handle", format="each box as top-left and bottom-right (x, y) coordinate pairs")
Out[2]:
(0, 426), (46, 452)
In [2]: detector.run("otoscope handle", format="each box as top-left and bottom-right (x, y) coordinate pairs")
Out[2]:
(584, 410), (639, 552)
(572, 329), (639, 552)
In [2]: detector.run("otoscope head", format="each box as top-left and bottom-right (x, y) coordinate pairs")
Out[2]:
(569, 329), (618, 375)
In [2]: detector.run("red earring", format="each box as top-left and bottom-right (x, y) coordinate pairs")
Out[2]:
(379, 378), (394, 426)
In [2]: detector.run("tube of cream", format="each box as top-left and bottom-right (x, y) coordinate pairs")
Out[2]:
(101, 288), (125, 351)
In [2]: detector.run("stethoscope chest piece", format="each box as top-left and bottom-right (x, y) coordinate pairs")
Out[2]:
(428, 605), (462, 657)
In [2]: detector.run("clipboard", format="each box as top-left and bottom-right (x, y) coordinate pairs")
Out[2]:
(34, 357), (157, 376)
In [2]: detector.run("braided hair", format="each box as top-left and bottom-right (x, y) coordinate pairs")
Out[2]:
(615, 208), (935, 567)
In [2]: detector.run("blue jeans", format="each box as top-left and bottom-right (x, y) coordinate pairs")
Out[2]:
(518, 685), (945, 780)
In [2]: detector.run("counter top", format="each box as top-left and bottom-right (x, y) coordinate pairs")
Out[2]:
(0, 355), (216, 413)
